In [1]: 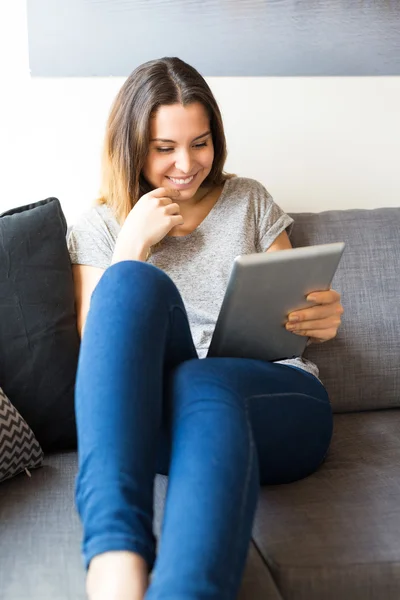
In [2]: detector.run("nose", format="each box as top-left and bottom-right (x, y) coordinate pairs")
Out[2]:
(174, 149), (193, 174)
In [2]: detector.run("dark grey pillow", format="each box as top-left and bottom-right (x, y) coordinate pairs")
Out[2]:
(0, 198), (80, 450)
(0, 386), (43, 483)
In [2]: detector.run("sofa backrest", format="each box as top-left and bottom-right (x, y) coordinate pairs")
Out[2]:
(289, 208), (400, 413)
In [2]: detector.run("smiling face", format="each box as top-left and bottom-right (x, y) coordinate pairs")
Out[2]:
(142, 102), (215, 201)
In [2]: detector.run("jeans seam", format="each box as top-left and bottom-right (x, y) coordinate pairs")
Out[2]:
(244, 391), (331, 406)
(226, 395), (256, 598)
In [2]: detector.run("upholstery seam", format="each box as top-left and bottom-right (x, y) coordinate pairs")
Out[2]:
(250, 537), (284, 598)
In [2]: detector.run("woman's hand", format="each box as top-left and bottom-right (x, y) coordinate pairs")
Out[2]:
(112, 187), (184, 264)
(286, 289), (344, 344)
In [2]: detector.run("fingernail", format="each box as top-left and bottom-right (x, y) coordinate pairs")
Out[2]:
(307, 295), (316, 302)
(289, 315), (299, 322)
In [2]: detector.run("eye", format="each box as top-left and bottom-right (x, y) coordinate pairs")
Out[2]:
(156, 147), (173, 153)
(194, 142), (207, 149)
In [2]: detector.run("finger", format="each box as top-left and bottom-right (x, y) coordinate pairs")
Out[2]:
(156, 197), (176, 207)
(164, 202), (181, 215)
(167, 214), (185, 228)
(288, 302), (344, 323)
(306, 289), (341, 305)
(291, 327), (338, 342)
(286, 317), (342, 332)
(152, 187), (181, 200)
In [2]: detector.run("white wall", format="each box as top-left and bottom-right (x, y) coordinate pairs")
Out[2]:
(1, 1), (399, 225)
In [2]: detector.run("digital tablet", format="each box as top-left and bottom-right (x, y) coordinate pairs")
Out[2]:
(207, 242), (345, 362)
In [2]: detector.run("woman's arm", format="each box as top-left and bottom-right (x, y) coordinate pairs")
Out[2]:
(265, 230), (293, 252)
(72, 265), (105, 338)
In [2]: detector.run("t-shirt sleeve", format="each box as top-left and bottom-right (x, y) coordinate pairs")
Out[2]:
(253, 180), (294, 252)
(67, 208), (116, 269)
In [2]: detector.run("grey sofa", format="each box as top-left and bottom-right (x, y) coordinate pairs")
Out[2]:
(1, 206), (400, 600)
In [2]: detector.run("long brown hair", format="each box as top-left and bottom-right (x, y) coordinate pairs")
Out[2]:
(98, 57), (232, 223)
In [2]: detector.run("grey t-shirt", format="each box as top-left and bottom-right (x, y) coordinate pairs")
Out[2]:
(68, 176), (319, 378)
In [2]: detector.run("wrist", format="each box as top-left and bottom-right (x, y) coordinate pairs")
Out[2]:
(111, 239), (150, 264)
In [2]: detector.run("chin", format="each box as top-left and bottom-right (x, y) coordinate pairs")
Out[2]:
(178, 188), (199, 200)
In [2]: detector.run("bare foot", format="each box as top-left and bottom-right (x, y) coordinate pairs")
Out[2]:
(86, 551), (149, 600)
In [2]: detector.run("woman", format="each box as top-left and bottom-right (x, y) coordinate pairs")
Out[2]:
(69, 57), (343, 600)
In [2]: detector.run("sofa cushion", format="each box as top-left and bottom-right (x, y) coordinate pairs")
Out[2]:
(290, 208), (400, 412)
(0, 386), (43, 482)
(253, 409), (400, 600)
(0, 452), (276, 600)
(0, 198), (80, 449)
(0, 452), (84, 599)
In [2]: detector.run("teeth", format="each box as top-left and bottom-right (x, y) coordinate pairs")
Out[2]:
(168, 175), (194, 185)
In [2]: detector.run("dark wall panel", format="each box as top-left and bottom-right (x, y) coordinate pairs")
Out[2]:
(27, 0), (400, 77)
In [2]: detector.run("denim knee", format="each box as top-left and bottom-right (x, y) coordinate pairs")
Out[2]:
(92, 260), (183, 309)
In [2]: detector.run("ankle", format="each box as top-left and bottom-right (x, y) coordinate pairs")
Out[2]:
(86, 551), (149, 600)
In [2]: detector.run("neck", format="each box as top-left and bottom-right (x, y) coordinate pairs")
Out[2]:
(185, 185), (214, 207)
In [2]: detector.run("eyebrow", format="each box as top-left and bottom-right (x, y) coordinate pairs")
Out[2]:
(150, 130), (211, 143)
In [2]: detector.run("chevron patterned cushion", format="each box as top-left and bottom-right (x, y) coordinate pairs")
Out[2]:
(0, 386), (44, 483)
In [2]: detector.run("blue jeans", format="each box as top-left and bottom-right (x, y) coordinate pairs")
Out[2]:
(75, 261), (333, 600)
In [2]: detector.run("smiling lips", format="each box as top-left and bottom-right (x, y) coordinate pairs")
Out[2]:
(167, 173), (197, 185)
